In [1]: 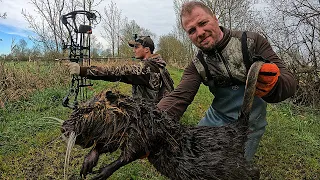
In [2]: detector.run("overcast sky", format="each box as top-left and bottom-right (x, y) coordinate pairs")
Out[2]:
(0, 0), (177, 54)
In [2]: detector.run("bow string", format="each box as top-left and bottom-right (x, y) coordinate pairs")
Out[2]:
(61, 10), (100, 109)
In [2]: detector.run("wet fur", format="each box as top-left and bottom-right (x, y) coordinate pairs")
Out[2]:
(62, 62), (264, 179)
(62, 91), (259, 180)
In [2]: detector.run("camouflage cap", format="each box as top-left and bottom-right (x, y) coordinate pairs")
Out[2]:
(128, 36), (155, 53)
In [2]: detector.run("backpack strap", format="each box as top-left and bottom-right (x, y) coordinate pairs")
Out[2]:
(159, 68), (174, 92)
(241, 31), (252, 72)
(241, 32), (268, 69)
(192, 51), (213, 84)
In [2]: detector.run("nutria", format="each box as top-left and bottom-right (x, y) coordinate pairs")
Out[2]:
(61, 61), (264, 180)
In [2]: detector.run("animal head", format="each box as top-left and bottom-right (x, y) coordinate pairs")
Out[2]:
(61, 90), (180, 159)
(61, 91), (134, 149)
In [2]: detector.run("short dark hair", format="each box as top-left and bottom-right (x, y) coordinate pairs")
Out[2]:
(180, 1), (214, 27)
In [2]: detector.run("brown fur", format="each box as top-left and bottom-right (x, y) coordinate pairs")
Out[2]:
(61, 62), (264, 180)
(62, 91), (258, 180)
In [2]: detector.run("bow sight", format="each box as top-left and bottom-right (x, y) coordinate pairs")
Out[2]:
(61, 10), (100, 109)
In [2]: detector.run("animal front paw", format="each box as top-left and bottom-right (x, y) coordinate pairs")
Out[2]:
(80, 149), (100, 178)
(91, 166), (114, 180)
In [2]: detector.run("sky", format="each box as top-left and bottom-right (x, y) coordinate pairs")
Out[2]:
(0, 0), (177, 55)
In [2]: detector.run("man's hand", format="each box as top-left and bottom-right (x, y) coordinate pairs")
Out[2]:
(68, 62), (80, 76)
(256, 63), (280, 97)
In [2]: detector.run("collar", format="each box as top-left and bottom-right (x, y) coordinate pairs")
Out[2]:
(146, 54), (166, 67)
(216, 26), (231, 51)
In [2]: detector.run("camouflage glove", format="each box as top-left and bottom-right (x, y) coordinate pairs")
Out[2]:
(68, 62), (80, 76)
(256, 63), (280, 97)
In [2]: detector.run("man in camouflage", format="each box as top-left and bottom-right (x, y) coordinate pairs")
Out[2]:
(68, 36), (174, 103)
(68, 36), (174, 174)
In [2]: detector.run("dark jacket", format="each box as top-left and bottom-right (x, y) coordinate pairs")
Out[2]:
(157, 27), (297, 119)
(80, 54), (174, 103)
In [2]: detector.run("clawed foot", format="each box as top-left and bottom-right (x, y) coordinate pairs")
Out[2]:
(90, 156), (131, 180)
(80, 149), (100, 178)
(91, 166), (114, 180)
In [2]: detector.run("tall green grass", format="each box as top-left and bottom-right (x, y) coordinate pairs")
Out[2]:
(0, 63), (319, 179)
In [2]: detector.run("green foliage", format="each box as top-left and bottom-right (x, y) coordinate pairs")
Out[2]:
(157, 35), (191, 67)
(180, 84), (213, 125)
(166, 66), (213, 125)
(256, 104), (320, 179)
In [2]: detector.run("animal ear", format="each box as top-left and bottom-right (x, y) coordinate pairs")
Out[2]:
(106, 91), (118, 103)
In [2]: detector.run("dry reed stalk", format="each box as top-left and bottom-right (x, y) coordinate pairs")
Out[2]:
(0, 61), (69, 104)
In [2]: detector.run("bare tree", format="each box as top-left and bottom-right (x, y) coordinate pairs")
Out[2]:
(118, 18), (141, 58)
(157, 34), (190, 67)
(0, 12), (6, 19)
(118, 18), (156, 58)
(197, 0), (254, 30)
(101, 1), (121, 57)
(172, 0), (196, 65)
(21, 0), (68, 54)
(21, 0), (101, 58)
(258, 0), (320, 106)
(10, 38), (17, 55)
(10, 39), (29, 61)
(90, 35), (103, 58)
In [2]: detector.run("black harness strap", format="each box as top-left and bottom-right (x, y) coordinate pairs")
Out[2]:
(241, 32), (252, 72)
(196, 51), (213, 81)
(242, 32), (269, 70)
(159, 68), (174, 92)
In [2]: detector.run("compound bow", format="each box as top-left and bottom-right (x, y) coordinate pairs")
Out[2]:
(61, 10), (100, 109)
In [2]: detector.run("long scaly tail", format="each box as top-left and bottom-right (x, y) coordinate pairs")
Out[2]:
(238, 61), (265, 127)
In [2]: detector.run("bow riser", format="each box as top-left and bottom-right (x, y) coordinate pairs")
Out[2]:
(61, 10), (99, 109)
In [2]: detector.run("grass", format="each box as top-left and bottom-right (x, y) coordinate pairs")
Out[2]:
(0, 62), (319, 179)
(256, 104), (320, 179)
(0, 61), (69, 103)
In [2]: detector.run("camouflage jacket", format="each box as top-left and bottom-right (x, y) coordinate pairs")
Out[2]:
(158, 26), (297, 119)
(80, 54), (174, 103)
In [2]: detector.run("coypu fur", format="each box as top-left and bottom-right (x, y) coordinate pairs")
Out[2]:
(61, 61), (264, 180)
